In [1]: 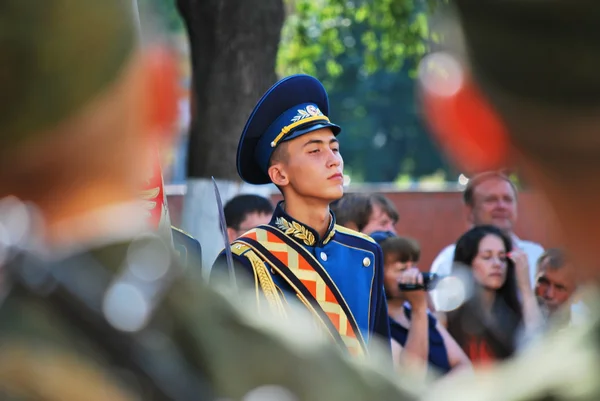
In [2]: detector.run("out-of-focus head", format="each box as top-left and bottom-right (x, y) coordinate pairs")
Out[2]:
(362, 194), (399, 235)
(331, 193), (371, 232)
(454, 225), (514, 292)
(535, 248), (577, 315)
(331, 193), (398, 234)
(420, 2), (600, 280)
(0, 0), (178, 202)
(224, 194), (274, 242)
(463, 172), (518, 232)
(373, 231), (420, 300)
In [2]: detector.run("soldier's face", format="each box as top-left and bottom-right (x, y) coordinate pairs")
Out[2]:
(277, 128), (344, 202)
(471, 234), (508, 290)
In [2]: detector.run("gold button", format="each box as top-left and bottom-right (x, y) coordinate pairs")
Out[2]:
(320, 252), (328, 261)
(363, 257), (371, 267)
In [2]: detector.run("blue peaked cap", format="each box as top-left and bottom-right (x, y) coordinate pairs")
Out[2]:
(236, 74), (342, 185)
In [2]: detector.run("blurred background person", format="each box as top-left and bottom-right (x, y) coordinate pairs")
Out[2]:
(372, 231), (471, 377)
(430, 172), (544, 311)
(445, 226), (542, 366)
(224, 194), (273, 242)
(362, 193), (399, 235)
(332, 193), (399, 234)
(534, 249), (580, 328)
(331, 193), (372, 232)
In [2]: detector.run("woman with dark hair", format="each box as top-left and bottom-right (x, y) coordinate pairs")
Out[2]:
(446, 225), (542, 365)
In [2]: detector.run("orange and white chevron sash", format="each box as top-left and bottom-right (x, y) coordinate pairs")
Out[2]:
(234, 225), (367, 357)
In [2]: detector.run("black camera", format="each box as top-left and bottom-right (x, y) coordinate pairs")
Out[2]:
(398, 272), (440, 291)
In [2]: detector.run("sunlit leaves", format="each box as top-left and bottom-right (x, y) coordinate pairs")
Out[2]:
(278, 0), (446, 77)
(278, 0), (348, 77)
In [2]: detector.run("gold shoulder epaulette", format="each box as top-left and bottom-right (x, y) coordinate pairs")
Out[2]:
(334, 225), (376, 243)
(171, 225), (196, 239)
(231, 242), (251, 256)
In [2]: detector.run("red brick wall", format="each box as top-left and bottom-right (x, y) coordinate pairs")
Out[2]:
(363, 191), (558, 271)
(167, 190), (559, 271)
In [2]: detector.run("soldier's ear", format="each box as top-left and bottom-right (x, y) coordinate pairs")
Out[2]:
(268, 164), (289, 187)
(418, 53), (510, 175)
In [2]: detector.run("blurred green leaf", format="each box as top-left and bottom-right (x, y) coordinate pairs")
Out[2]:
(275, 0), (456, 183)
(278, 0), (447, 77)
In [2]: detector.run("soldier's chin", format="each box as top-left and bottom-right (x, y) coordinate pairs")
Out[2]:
(324, 186), (344, 202)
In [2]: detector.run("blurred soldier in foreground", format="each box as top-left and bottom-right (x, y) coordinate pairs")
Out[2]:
(420, 1), (600, 399)
(0, 1), (422, 400)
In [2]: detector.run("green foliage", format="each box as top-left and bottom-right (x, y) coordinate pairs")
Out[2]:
(324, 60), (456, 183)
(278, 0), (454, 183)
(139, 0), (456, 183)
(278, 0), (445, 78)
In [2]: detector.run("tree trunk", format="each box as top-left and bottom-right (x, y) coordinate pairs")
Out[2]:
(176, 0), (284, 272)
(176, 0), (285, 179)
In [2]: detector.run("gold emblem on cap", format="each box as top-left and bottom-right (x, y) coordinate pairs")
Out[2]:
(270, 115), (330, 148)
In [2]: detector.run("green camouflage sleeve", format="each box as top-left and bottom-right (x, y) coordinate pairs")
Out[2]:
(0, 292), (140, 401)
(167, 276), (425, 401)
(0, 240), (425, 401)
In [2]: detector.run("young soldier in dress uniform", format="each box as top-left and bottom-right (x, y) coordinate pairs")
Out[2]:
(0, 1), (422, 400)
(420, 1), (600, 400)
(211, 75), (392, 358)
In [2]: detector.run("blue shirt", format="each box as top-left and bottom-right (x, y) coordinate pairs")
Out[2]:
(389, 305), (451, 375)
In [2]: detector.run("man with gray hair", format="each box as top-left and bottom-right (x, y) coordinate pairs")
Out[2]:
(534, 249), (581, 327)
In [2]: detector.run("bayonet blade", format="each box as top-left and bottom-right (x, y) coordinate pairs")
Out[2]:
(211, 177), (238, 290)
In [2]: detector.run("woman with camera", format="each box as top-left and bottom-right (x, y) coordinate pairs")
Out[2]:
(372, 231), (472, 378)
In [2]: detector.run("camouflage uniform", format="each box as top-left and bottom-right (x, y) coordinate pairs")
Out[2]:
(0, 228), (422, 401)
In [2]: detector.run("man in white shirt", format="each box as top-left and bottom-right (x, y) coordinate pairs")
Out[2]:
(430, 172), (544, 310)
